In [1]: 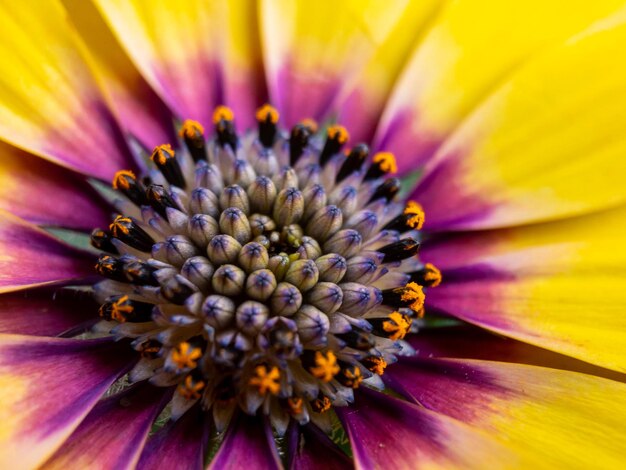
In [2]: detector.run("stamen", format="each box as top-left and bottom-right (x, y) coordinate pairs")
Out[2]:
(337, 363), (363, 389)
(378, 238), (420, 263)
(150, 144), (186, 188)
(311, 394), (332, 413)
(213, 105), (238, 152)
(109, 215), (155, 252)
(90, 228), (118, 254)
(382, 200), (425, 232)
(171, 341), (203, 369)
(364, 152), (397, 180)
(287, 397), (304, 415)
(320, 124), (349, 166)
(98, 295), (153, 323)
(368, 177), (401, 203)
(382, 312), (412, 340)
(362, 356), (387, 375)
(409, 263), (442, 288)
(336, 144), (369, 183)
(249, 365), (281, 396)
(299, 118), (318, 134)
(256, 104), (279, 147)
(289, 124), (311, 166)
(177, 374), (206, 400)
(381, 283), (425, 313)
(307, 350), (340, 382)
(179, 119), (207, 162)
(112, 170), (147, 206)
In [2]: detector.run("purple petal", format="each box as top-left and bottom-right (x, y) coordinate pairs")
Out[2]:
(0, 336), (133, 469)
(0, 287), (98, 336)
(286, 422), (352, 470)
(0, 213), (94, 293)
(44, 383), (171, 470)
(208, 413), (282, 470)
(0, 141), (113, 230)
(337, 387), (509, 469)
(137, 406), (208, 470)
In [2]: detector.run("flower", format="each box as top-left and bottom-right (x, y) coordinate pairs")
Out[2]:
(0, 0), (625, 469)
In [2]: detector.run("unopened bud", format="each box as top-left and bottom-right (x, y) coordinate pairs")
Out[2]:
(323, 229), (362, 258)
(294, 305), (329, 347)
(212, 264), (246, 296)
(188, 214), (219, 247)
(236, 300), (269, 335)
(202, 295), (235, 328)
(164, 235), (199, 267)
(284, 259), (319, 292)
(273, 187), (304, 226)
(207, 234), (242, 265)
(181, 256), (214, 291)
(189, 187), (219, 218)
(306, 205), (342, 241)
(247, 176), (277, 213)
(270, 282), (303, 317)
(340, 283), (382, 315)
(219, 207), (252, 244)
(195, 164), (223, 194)
(161, 274), (197, 305)
(302, 184), (327, 221)
(307, 282), (343, 315)
(315, 253), (347, 283)
(245, 269), (277, 301)
(220, 185), (250, 213)
(249, 214), (276, 237)
(345, 253), (384, 283)
(297, 236), (322, 260)
(273, 166), (298, 191)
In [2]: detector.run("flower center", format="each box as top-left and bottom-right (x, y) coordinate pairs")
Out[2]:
(90, 105), (441, 429)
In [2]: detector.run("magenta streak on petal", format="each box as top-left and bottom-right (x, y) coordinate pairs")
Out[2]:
(0, 143), (112, 230)
(383, 357), (511, 426)
(44, 383), (171, 470)
(286, 421), (352, 470)
(0, 337), (132, 440)
(409, 152), (497, 232)
(0, 219), (95, 292)
(208, 413), (282, 470)
(152, 59), (223, 132)
(43, 99), (138, 181)
(0, 287), (98, 336)
(425, 280), (519, 332)
(372, 109), (443, 175)
(335, 88), (381, 144)
(337, 387), (452, 469)
(407, 326), (626, 383)
(136, 405), (208, 470)
(223, 67), (269, 134)
(273, 63), (341, 128)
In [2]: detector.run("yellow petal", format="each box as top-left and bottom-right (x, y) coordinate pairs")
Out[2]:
(377, 0), (626, 172)
(423, 204), (626, 372)
(260, 0), (439, 129)
(62, 0), (177, 149)
(388, 358), (626, 468)
(411, 9), (626, 230)
(0, 2), (135, 179)
(94, 0), (266, 131)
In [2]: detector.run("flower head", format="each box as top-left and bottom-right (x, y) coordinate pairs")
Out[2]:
(0, 1), (625, 469)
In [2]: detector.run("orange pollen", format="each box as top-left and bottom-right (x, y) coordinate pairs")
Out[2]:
(404, 201), (425, 230)
(312, 396), (332, 413)
(151, 144), (175, 165)
(373, 152), (397, 173)
(383, 311), (412, 341)
(342, 366), (363, 389)
(249, 365), (281, 396)
(171, 342), (203, 369)
(423, 263), (442, 287)
(287, 397), (304, 415)
(309, 351), (340, 382)
(112, 170), (136, 190)
(255, 104), (279, 124)
(213, 105), (234, 124)
(110, 295), (134, 323)
(401, 282), (425, 311)
(109, 216), (132, 236)
(364, 356), (387, 375)
(300, 118), (318, 133)
(179, 119), (205, 139)
(327, 124), (349, 144)
(178, 375), (206, 400)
